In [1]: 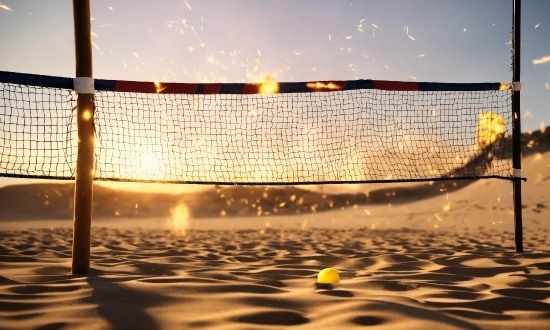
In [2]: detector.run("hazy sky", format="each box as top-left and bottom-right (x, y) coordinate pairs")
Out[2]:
(0, 0), (549, 187)
(1, 0), (548, 129)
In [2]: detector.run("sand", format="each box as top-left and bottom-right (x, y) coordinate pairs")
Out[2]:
(1, 151), (549, 329)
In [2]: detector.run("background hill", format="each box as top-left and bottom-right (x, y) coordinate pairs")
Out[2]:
(1, 127), (548, 221)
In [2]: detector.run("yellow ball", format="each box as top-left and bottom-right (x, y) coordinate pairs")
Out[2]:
(317, 267), (340, 284)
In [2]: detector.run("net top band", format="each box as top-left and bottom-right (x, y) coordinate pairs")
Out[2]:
(0, 70), (507, 94)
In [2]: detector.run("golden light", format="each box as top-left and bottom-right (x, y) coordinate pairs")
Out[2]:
(306, 81), (342, 92)
(140, 152), (160, 174)
(476, 112), (507, 148)
(257, 74), (279, 94)
(169, 203), (190, 235)
(154, 81), (167, 93)
(82, 109), (92, 121)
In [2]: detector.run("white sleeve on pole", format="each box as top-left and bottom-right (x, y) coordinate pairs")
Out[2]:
(74, 77), (95, 94)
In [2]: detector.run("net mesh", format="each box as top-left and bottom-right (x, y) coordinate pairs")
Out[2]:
(1, 75), (513, 184)
(0, 82), (78, 179)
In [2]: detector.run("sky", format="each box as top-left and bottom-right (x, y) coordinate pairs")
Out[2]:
(0, 0), (549, 188)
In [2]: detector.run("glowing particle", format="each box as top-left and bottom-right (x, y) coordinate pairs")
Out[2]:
(317, 268), (340, 284)
(345, 35), (352, 40)
(533, 55), (550, 65)
(81, 110), (92, 121)
(418, 54), (425, 57)
(534, 22), (541, 29)
(408, 35), (415, 41)
(0, 2), (14, 11)
(384, 64), (390, 70)
(133, 52), (139, 59)
(546, 82), (549, 90)
(184, 0), (192, 11)
(372, 23), (378, 28)
(328, 34), (332, 41)
(463, 27), (467, 32)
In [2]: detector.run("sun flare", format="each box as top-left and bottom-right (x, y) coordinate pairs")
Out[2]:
(476, 112), (507, 148)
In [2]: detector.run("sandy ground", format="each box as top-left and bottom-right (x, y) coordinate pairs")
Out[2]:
(1, 151), (549, 329)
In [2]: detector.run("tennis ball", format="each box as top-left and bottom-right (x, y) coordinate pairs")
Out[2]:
(317, 267), (340, 284)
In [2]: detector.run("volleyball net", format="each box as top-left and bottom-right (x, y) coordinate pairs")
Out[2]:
(0, 71), (514, 184)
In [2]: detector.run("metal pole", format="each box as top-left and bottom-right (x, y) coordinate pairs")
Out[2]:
(72, 0), (95, 274)
(512, 0), (523, 253)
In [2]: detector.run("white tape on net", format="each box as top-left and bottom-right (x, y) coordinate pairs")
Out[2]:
(73, 77), (95, 94)
(512, 82), (522, 91)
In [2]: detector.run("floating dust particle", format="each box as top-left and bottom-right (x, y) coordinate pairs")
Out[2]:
(0, 3), (14, 11)
(184, 0), (192, 11)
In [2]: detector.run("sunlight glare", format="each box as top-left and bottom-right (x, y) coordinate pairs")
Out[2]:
(170, 203), (190, 235)
(476, 112), (506, 147)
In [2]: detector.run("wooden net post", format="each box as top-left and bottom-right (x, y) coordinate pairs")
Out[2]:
(71, 0), (95, 274)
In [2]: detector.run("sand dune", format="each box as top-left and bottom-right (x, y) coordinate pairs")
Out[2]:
(0, 226), (549, 329)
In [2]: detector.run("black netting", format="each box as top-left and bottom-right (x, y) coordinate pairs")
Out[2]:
(93, 88), (512, 184)
(1, 76), (513, 184)
(0, 82), (77, 179)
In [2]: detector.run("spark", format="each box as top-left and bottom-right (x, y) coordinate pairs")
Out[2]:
(418, 53), (425, 57)
(384, 64), (390, 70)
(184, 0), (192, 11)
(463, 27), (467, 32)
(533, 55), (550, 65)
(107, 6), (114, 11)
(188, 46), (195, 52)
(534, 22), (541, 29)
(0, 2), (14, 11)
(408, 35), (415, 41)
(205, 54), (216, 64)
(546, 82), (549, 90)
(345, 35), (352, 40)
(293, 51), (302, 55)
(409, 76), (417, 80)
(372, 23), (378, 28)
(133, 52), (139, 59)
(91, 41), (101, 51)
(328, 34), (332, 41)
